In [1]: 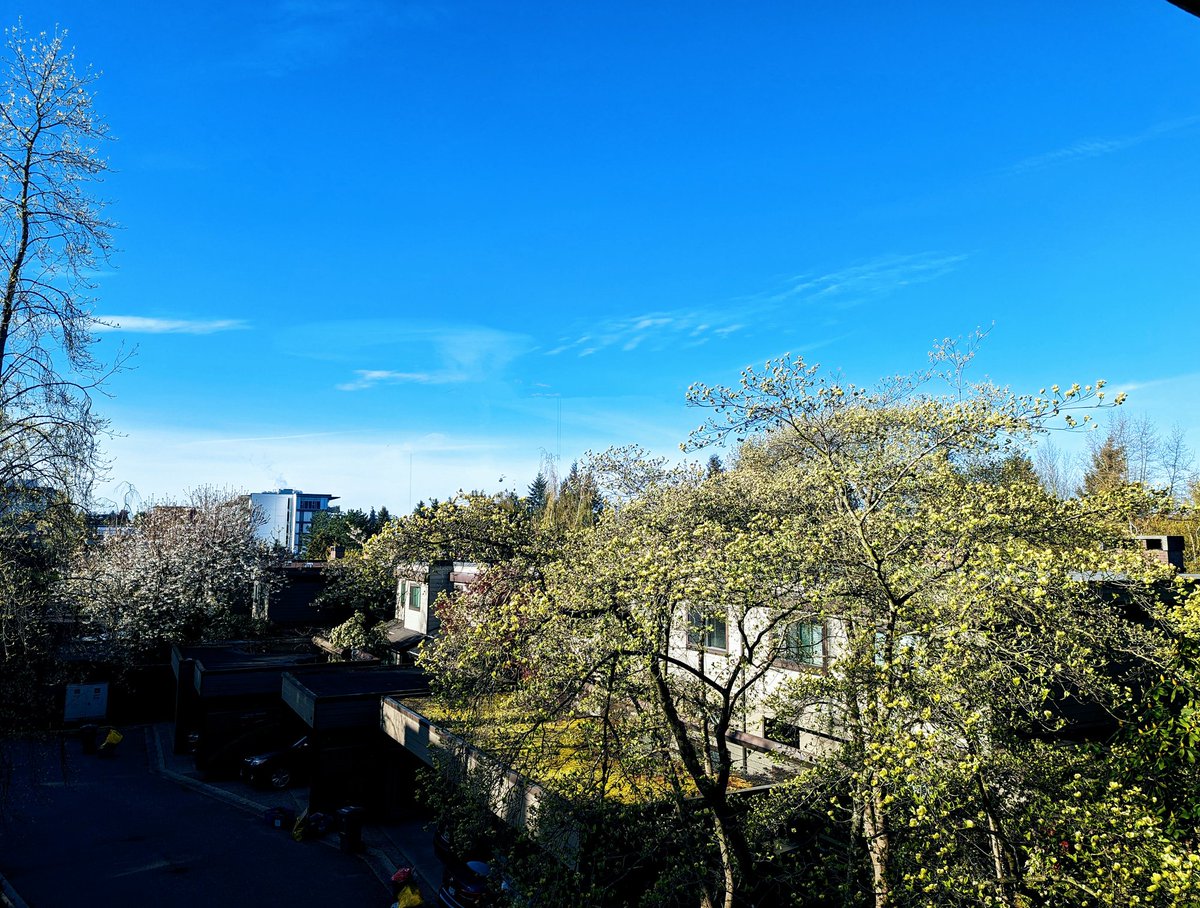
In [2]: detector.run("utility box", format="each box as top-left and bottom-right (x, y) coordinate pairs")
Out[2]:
(64, 683), (108, 723)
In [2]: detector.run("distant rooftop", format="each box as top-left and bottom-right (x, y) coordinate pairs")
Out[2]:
(253, 489), (339, 499)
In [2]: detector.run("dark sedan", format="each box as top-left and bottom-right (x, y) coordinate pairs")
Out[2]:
(437, 859), (493, 908)
(240, 735), (311, 789)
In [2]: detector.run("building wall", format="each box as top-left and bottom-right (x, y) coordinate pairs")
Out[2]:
(396, 573), (430, 637)
(396, 561), (480, 638)
(249, 489), (338, 554)
(250, 492), (293, 550)
(670, 603), (844, 761)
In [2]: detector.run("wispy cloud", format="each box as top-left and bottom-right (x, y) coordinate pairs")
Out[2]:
(337, 370), (447, 391)
(1005, 114), (1200, 175)
(319, 322), (535, 391)
(1108, 371), (1200, 396)
(95, 315), (249, 335)
(547, 252), (965, 358)
(761, 252), (967, 310)
(547, 312), (755, 357)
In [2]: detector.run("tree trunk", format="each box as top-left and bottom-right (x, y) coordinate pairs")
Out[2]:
(0, 141), (35, 372)
(984, 806), (1014, 908)
(647, 655), (753, 906)
(712, 809), (738, 908)
(977, 774), (1017, 908)
(863, 780), (891, 908)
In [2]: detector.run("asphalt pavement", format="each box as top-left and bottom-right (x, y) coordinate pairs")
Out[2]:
(0, 724), (443, 907)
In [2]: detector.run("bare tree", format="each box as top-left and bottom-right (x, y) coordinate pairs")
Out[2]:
(1124, 412), (1161, 487)
(1158, 423), (1196, 503)
(1033, 438), (1076, 498)
(0, 22), (124, 501)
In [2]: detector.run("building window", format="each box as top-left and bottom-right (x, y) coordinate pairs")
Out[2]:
(688, 609), (728, 651)
(408, 585), (422, 612)
(298, 498), (322, 511)
(780, 619), (825, 668)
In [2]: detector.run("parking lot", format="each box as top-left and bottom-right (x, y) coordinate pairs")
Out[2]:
(0, 726), (438, 907)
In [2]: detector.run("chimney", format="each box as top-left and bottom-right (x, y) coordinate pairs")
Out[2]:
(1136, 535), (1185, 571)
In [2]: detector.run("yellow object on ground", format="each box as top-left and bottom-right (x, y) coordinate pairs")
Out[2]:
(394, 883), (423, 906)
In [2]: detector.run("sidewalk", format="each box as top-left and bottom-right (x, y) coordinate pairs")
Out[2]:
(147, 724), (443, 904)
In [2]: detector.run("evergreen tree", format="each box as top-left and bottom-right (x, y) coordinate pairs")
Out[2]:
(302, 508), (370, 559)
(1079, 434), (1130, 497)
(547, 462), (602, 530)
(526, 472), (548, 515)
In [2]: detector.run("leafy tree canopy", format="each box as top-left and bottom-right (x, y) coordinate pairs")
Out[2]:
(413, 345), (1200, 907)
(73, 487), (277, 660)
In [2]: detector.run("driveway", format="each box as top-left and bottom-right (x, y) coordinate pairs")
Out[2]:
(0, 730), (389, 907)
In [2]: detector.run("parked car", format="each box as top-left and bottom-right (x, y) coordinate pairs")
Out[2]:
(435, 826), (535, 908)
(193, 722), (291, 780)
(240, 735), (311, 789)
(437, 860), (493, 908)
(438, 860), (534, 908)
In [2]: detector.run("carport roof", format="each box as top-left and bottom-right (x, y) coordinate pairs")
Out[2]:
(284, 665), (429, 698)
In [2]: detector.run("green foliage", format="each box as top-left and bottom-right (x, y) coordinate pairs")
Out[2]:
(414, 345), (1199, 907)
(420, 450), (826, 906)
(684, 348), (1190, 906)
(544, 462), (603, 532)
(0, 488), (85, 731)
(1079, 435), (1130, 498)
(1110, 580), (1200, 839)
(325, 611), (388, 653)
(526, 473), (549, 516)
(300, 505), (391, 560)
(369, 492), (556, 568)
(743, 773), (866, 907)
(303, 507), (397, 620)
(312, 550), (395, 617)
(1012, 752), (1200, 907)
(1136, 482), (1200, 572)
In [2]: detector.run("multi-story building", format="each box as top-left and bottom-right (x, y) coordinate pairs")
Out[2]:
(249, 488), (338, 555)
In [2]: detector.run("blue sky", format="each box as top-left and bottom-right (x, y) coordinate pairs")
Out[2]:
(21, 1), (1200, 512)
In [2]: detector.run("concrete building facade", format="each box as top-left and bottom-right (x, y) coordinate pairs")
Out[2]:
(250, 489), (339, 555)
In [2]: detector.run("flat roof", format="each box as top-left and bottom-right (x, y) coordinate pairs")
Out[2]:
(284, 666), (429, 699)
(172, 641), (323, 671)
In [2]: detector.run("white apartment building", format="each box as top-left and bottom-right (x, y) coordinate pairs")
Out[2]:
(249, 488), (338, 555)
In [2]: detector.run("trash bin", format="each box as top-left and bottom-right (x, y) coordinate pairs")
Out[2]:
(80, 724), (98, 755)
(292, 810), (333, 842)
(336, 805), (365, 853)
(265, 806), (296, 829)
